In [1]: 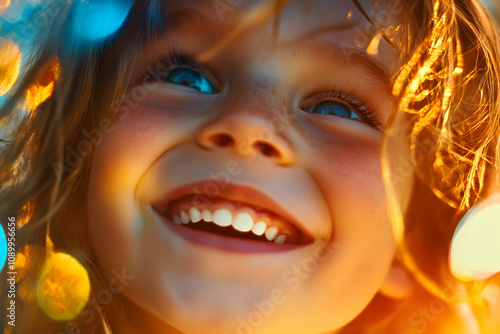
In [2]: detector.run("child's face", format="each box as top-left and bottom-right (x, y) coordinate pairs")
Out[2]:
(88, 0), (400, 333)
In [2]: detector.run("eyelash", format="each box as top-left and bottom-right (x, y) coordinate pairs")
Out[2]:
(142, 53), (382, 130)
(141, 51), (202, 82)
(305, 91), (382, 129)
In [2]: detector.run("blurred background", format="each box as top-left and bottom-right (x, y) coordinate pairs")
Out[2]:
(482, 0), (500, 20)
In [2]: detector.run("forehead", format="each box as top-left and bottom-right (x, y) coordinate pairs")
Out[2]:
(162, 0), (402, 71)
(164, 0), (396, 24)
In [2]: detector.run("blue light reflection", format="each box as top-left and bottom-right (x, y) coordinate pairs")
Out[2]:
(71, 0), (132, 40)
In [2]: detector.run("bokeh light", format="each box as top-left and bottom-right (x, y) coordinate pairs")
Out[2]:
(0, 0), (41, 24)
(71, 0), (132, 40)
(37, 252), (90, 321)
(450, 193), (500, 281)
(0, 223), (7, 272)
(25, 57), (60, 111)
(14, 244), (45, 302)
(366, 32), (383, 56)
(26, 83), (54, 111)
(16, 202), (34, 227)
(0, 0), (11, 13)
(0, 39), (21, 97)
(3, 324), (13, 334)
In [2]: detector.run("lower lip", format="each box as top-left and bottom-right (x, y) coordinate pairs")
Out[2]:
(155, 211), (307, 254)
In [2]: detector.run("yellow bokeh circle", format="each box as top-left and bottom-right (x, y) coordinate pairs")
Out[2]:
(36, 252), (90, 321)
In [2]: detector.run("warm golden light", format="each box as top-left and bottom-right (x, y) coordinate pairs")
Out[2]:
(0, 0), (10, 13)
(0, 39), (21, 97)
(366, 32), (382, 56)
(36, 252), (90, 321)
(25, 58), (61, 111)
(199, 0), (291, 62)
(15, 245), (45, 301)
(450, 193), (500, 281)
(26, 82), (54, 111)
(16, 202), (34, 226)
(39, 57), (61, 85)
(384, 24), (401, 44)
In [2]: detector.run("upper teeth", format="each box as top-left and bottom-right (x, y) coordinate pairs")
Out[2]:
(201, 209), (212, 222)
(251, 221), (267, 236)
(212, 208), (232, 227)
(180, 211), (190, 224)
(173, 207), (286, 243)
(189, 207), (201, 223)
(232, 213), (253, 232)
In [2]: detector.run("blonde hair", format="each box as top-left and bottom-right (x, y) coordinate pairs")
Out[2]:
(396, 0), (498, 286)
(0, 0), (499, 333)
(0, 1), (167, 332)
(380, 0), (500, 332)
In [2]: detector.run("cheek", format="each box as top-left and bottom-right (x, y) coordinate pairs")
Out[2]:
(86, 106), (185, 270)
(314, 140), (387, 236)
(293, 139), (395, 327)
(309, 139), (394, 291)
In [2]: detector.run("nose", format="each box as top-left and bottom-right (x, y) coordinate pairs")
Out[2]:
(196, 110), (296, 165)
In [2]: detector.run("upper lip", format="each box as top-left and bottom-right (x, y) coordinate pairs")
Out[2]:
(151, 180), (314, 241)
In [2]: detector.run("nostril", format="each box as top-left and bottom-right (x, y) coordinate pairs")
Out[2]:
(254, 142), (279, 158)
(210, 133), (234, 147)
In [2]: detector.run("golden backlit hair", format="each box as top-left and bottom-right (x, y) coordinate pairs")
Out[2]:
(384, 0), (499, 295)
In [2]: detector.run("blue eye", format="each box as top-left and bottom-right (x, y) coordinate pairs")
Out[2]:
(165, 68), (215, 94)
(308, 101), (363, 121)
(303, 91), (381, 129)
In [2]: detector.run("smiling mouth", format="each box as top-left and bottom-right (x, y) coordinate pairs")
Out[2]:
(153, 195), (312, 246)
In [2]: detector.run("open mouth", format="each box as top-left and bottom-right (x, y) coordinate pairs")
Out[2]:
(153, 194), (313, 246)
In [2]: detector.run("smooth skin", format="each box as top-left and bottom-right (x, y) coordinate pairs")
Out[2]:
(87, 1), (403, 333)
